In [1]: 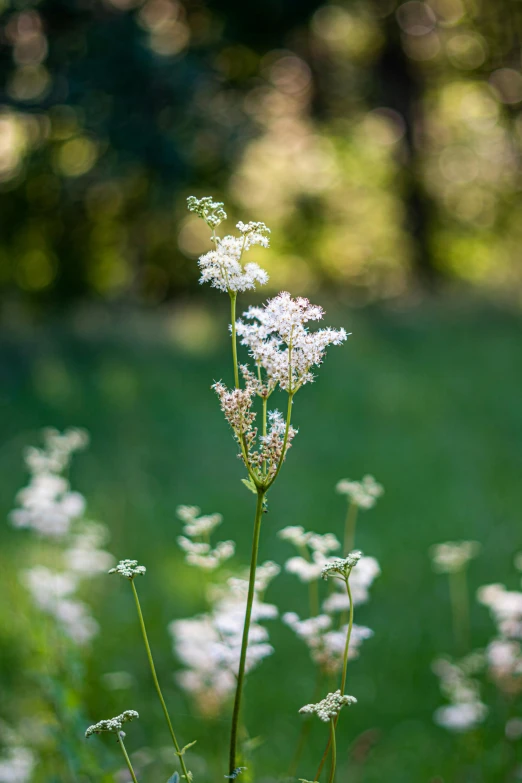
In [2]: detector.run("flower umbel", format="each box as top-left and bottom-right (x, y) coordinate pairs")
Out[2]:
(322, 551), (362, 581)
(187, 196), (227, 229)
(85, 710), (139, 738)
(109, 560), (147, 580)
(299, 690), (357, 723)
(336, 475), (384, 510)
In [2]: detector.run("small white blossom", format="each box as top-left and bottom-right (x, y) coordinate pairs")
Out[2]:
(477, 583), (522, 639)
(0, 746), (34, 783)
(336, 475), (383, 509)
(236, 292), (347, 392)
(434, 702), (487, 732)
(321, 551), (362, 581)
(278, 526), (313, 547)
(85, 710), (139, 738)
(109, 559), (146, 580)
(283, 612), (373, 674)
(176, 506), (223, 537)
(431, 541), (481, 574)
(299, 690), (357, 722)
(187, 195), (226, 228)
(322, 556), (381, 613)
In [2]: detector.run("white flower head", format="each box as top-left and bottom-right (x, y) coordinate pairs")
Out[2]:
(236, 292), (348, 392)
(299, 690), (357, 722)
(431, 541), (481, 574)
(336, 475), (384, 509)
(322, 551), (362, 581)
(187, 195), (226, 228)
(85, 710), (139, 738)
(109, 559), (146, 580)
(434, 702), (487, 732)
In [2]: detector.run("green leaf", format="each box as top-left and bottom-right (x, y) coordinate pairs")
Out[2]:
(179, 740), (197, 755)
(241, 477), (257, 495)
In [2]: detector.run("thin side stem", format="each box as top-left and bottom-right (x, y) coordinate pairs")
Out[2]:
(116, 732), (139, 783)
(230, 293), (239, 389)
(328, 719), (337, 783)
(131, 581), (191, 781)
(341, 579), (354, 695)
(343, 501), (359, 555)
(449, 567), (470, 654)
(314, 577), (354, 780)
(229, 489), (265, 775)
(265, 391), (293, 490)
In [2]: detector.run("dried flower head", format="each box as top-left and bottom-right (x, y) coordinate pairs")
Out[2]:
(85, 710), (139, 738)
(321, 551), (362, 581)
(109, 559), (146, 580)
(187, 196), (226, 228)
(299, 690), (357, 722)
(336, 475), (384, 509)
(431, 542), (481, 574)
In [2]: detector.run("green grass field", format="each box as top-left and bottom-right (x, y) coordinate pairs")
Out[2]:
(1, 296), (522, 782)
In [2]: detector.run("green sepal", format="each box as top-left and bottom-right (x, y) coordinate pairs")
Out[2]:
(241, 477), (257, 495)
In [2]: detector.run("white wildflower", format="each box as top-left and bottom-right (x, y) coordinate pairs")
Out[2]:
(176, 506), (223, 537)
(322, 556), (381, 613)
(283, 612), (372, 674)
(321, 551), (362, 581)
(431, 541), (481, 574)
(299, 690), (357, 722)
(85, 710), (139, 738)
(236, 292), (347, 392)
(336, 475), (383, 509)
(109, 559), (146, 580)
(278, 526), (313, 547)
(477, 583), (522, 639)
(187, 196), (226, 229)
(0, 746), (34, 783)
(434, 702), (487, 732)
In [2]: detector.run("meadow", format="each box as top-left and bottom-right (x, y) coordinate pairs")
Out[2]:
(1, 295), (521, 782)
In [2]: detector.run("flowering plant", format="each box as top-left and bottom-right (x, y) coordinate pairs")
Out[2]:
(8, 198), (385, 782)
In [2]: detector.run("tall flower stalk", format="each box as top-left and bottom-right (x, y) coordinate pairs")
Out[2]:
(187, 195), (348, 776)
(108, 560), (193, 781)
(85, 710), (140, 782)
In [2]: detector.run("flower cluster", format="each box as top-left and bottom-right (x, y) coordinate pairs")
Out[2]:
(279, 526), (341, 583)
(11, 429), (114, 646)
(322, 556), (381, 614)
(10, 428), (89, 537)
(283, 613), (373, 675)
(189, 196), (270, 293)
(336, 475), (384, 510)
(478, 583), (522, 693)
(430, 541), (481, 574)
(85, 710), (139, 738)
(321, 551), (362, 581)
(432, 654), (487, 732)
(213, 378), (297, 480)
(299, 690), (357, 722)
(170, 566), (279, 717)
(176, 505), (235, 571)
(236, 292), (348, 392)
(109, 559), (147, 580)
(187, 195), (226, 229)
(0, 723), (34, 783)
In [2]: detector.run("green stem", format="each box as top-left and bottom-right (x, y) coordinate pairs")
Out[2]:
(229, 489), (265, 776)
(341, 579), (354, 696)
(449, 567), (470, 654)
(343, 501), (358, 555)
(265, 391), (293, 490)
(116, 731), (139, 783)
(230, 292), (239, 389)
(314, 577), (354, 780)
(131, 581), (191, 781)
(328, 719), (337, 783)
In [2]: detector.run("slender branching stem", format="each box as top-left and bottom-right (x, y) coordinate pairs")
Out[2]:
(341, 579), (354, 695)
(343, 501), (359, 555)
(230, 292), (239, 389)
(229, 488), (266, 775)
(116, 731), (139, 783)
(131, 581), (191, 781)
(328, 718), (337, 783)
(265, 391), (293, 490)
(314, 577), (354, 780)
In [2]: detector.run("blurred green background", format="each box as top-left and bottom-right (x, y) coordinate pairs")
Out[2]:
(1, 0), (522, 780)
